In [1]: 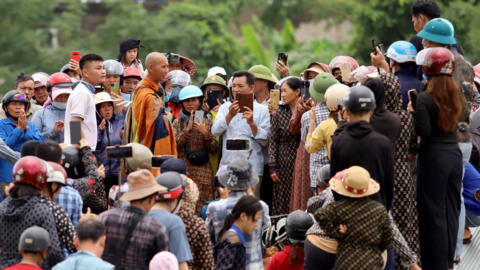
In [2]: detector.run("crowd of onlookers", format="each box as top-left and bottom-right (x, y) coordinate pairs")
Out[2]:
(1, 1), (480, 269)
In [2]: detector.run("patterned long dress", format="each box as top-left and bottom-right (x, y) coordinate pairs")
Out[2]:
(379, 73), (420, 265)
(290, 103), (329, 212)
(269, 105), (300, 215)
(173, 113), (218, 213)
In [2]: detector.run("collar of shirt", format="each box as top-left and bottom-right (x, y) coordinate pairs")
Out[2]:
(80, 81), (96, 94)
(231, 224), (247, 246)
(228, 191), (248, 199)
(255, 97), (270, 106)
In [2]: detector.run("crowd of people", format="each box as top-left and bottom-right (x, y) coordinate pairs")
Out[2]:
(1, 1), (480, 269)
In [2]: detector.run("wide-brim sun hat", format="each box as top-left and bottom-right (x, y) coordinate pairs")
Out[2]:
(120, 170), (166, 201)
(417, 18), (456, 45)
(248, 65), (279, 84)
(179, 55), (197, 78)
(329, 166), (380, 198)
(218, 158), (259, 191)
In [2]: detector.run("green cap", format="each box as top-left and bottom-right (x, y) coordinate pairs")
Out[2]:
(200, 75), (228, 92)
(309, 73), (338, 102)
(248, 65), (279, 84)
(417, 18), (456, 45)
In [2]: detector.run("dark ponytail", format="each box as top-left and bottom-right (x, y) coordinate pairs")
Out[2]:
(217, 195), (262, 243)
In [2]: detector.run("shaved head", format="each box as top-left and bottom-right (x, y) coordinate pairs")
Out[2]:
(145, 52), (169, 84)
(145, 52), (166, 67)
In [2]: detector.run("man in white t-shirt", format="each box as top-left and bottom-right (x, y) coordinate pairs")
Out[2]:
(64, 54), (106, 149)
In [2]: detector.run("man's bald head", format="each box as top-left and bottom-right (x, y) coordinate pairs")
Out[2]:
(145, 52), (169, 84)
(145, 52), (166, 67)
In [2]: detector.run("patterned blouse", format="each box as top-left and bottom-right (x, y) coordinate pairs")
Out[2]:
(40, 196), (76, 254)
(315, 197), (393, 270)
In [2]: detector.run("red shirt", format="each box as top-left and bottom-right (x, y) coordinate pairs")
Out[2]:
(267, 245), (304, 270)
(4, 263), (43, 270)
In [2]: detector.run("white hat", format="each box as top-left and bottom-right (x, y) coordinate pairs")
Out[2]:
(207, 66), (227, 77)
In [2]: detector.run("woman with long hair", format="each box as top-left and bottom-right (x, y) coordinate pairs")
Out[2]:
(269, 77), (301, 215)
(214, 195), (263, 270)
(413, 47), (464, 270)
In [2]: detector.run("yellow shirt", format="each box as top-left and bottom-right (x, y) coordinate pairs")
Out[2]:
(305, 117), (337, 159)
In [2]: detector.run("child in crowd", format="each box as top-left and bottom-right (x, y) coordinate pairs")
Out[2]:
(267, 210), (313, 270)
(214, 195), (263, 270)
(117, 37), (144, 73)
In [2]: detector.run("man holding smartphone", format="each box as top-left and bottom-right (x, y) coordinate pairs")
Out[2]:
(64, 54), (106, 150)
(212, 70), (271, 198)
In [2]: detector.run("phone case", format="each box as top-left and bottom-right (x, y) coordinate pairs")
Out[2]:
(270, 89), (280, 109)
(207, 90), (224, 110)
(194, 110), (204, 123)
(238, 93), (253, 113)
(71, 51), (81, 62)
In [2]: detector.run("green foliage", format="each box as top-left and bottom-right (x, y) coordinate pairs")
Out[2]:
(2, 0), (479, 94)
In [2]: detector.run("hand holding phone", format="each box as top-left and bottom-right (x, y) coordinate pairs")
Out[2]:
(111, 83), (120, 95)
(106, 146), (133, 159)
(194, 110), (205, 123)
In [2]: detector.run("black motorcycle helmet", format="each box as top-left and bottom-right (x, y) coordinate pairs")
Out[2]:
(61, 145), (86, 179)
(342, 85), (376, 113)
(286, 210), (313, 243)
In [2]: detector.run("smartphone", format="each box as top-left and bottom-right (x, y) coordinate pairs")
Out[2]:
(408, 89), (417, 109)
(277, 52), (288, 65)
(301, 80), (311, 100)
(194, 110), (204, 123)
(371, 40), (377, 55)
(71, 51), (81, 62)
(378, 44), (385, 55)
(111, 82), (120, 95)
(152, 155), (175, 167)
(70, 121), (82, 145)
(226, 139), (251, 151)
(270, 89), (280, 109)
(237, 93), (253, 113)
(106, 146), (133, 159)
(206, 90), (224, 110)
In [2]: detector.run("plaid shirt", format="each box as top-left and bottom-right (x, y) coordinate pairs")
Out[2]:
(206, 192), (270, 270)
(55, 185), (83, 226)
(301, 103), (329, 187)
(98, 206), (169, 270)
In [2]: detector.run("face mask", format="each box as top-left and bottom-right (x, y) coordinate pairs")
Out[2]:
(169, 87), (182, 103)
(52, 101), (67, 110)
(164, 91), (171, 103)
(122, 93), (131, 102)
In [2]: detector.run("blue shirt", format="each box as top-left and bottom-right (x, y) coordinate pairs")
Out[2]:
(32, 105), (66, 143)
(147, 209), (193, 263)
(463, 162), (480, 216)
(211, 101), (270, 176)
(55, 186), (83, 226)
(52, 250), (114, 270)
(0, 118), (43, 182)
(206, 192), (270, 270)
